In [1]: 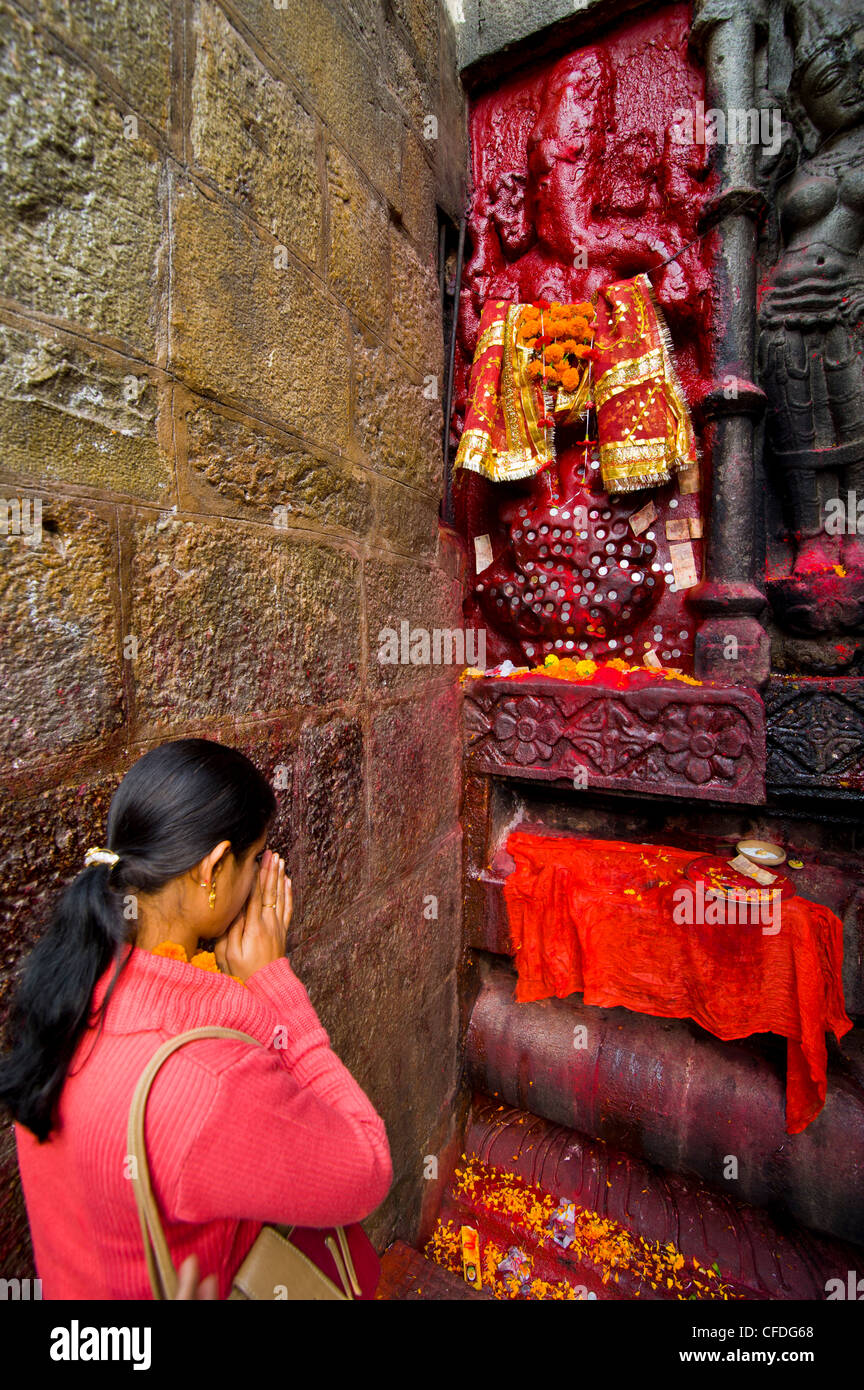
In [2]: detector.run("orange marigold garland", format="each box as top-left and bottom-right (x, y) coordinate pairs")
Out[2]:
(516, 300), (597, 392)
(151, 941), (187, 962)
(152, 940), (245, 986)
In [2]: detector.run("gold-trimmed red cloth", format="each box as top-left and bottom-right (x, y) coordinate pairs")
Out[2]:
(593, 273), (698, 493)
(454, 299), (557, 482)
(455, 276), (698, 493)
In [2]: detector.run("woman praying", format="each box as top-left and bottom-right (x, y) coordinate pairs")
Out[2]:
(0, 738), (391, 1298)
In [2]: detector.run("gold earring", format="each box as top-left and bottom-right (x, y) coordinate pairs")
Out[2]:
(208, 881), (216, 910)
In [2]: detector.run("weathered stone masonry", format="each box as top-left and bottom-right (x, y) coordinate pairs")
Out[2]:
(0, 0), (467, 1271)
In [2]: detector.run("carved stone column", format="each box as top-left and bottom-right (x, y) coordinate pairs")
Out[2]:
(688, 0), (772, 687)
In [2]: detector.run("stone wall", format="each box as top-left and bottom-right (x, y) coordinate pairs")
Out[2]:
(0, 0), (467, 1271)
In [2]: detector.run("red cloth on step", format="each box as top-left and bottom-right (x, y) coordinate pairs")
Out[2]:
(502, 831), (851, 1134)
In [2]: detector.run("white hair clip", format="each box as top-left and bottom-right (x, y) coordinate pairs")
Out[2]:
(84, 848), (120, 868)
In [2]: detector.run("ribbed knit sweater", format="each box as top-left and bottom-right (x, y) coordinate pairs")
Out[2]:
(14, 945), (393, 1299)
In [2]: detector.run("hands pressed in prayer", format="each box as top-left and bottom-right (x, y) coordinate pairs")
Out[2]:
(214, 849), (292, 983)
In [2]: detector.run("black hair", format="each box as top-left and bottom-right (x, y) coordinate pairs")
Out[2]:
(0, 739), (276, 1141)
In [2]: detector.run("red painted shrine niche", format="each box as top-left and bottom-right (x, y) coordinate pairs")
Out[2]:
(453, 4), (717, 672)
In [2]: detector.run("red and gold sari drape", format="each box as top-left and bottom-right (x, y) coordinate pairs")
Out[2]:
(455, 274), (698, 494)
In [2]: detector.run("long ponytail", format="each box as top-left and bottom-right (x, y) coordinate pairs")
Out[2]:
(0, 739), (276, 1140)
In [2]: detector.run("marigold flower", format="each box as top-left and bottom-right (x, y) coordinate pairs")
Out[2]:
(190, 950), (219, 972)
(561, 368), (581, 391)
(151, 941), (245, 985)
(153, 941), (188, 961)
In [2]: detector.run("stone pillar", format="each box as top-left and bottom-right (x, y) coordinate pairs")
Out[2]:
(688, 0), (772, 686)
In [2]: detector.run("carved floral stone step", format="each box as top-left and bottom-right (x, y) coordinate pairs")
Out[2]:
(464, 674), (766, 803)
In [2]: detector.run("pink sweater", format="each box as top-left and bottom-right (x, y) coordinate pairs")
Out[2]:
(14, 946), (392, 1299)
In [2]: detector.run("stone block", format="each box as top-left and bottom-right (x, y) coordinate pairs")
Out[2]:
(468, 957), (864, 1246)
(0, 502), (124, 768)
(0, 3), (162, 349)
(389, 227), (443, 375)
(130, 516), (362, 729)
(372, 475), (440, 559)
(191, 1), (321, 268)
(326, 146), (388, 333)
(341, 0), (381, 54)
(392, 0), (440, 82)
(353, 332), (442, 493)
(291, 843), (461, 1183)
(293, 715), (365, 937)
(0, 321), (171, 502)
(454, 0), (600, 76)
(368, 686), (461, 880)
(169, 175), (350, 449)
(224, 0), (402, 207)
(184, 398), (372, 535)
(365, 554), (464, 695)
(384, 23), (432, 131)
(399, 134), (437, 262)
(0, 769), (120, 977)
(230, 721), (295, 877)
(432, 9), (468, 224)
(39, 0), (173, 133)
(296, 948), (460, 1247)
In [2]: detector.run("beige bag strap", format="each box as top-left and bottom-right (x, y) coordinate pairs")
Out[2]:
(127, 1025), (266, 1300)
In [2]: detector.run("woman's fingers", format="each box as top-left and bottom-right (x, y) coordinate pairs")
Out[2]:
(217, 908), (248, 976)
(228, 849), (292, 980)
(275, 857), (285, 916)
(175, 1254), (200, 1300)
(265, 851), (279, 913)
(174, 1254), (219, 1300)
(274, 859), (289, 943)
(251, 849), (270, 911)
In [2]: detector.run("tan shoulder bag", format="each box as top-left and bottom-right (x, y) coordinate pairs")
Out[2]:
(127, 1026), (362, 1300)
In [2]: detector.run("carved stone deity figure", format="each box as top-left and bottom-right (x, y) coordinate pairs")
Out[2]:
(759, 1), (864, 624)
(452, 19), (716, 670)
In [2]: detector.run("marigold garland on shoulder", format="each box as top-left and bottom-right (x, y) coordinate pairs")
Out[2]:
(152, 941), (245, 986)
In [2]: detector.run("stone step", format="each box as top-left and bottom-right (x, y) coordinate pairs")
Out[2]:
(424, 1146), (750, 1300)
(434, 1185), (620, 1299)
(375, 1239), (495, 1300)
(462, 1094), (864, 1299)
(466, 955), (864, 1245)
